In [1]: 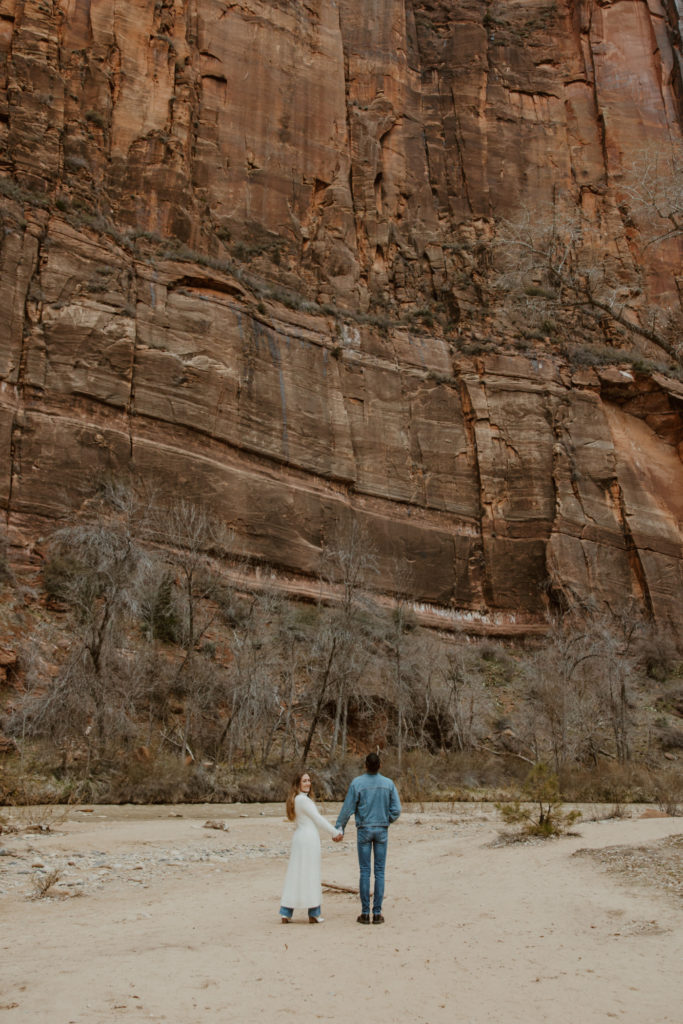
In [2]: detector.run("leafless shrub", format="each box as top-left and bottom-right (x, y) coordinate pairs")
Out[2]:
(391, 640), (496, 762)
(5, 484), (160, 768)
(477, 640), (516, 681)
(512, 610), (643, 773)
(438, 646), (495, 753)
(146, 499), (239, 762)
(383, 580), (422, 769)
(221, 592), (295, 766)
(104, 752), (195, 803)
(606, 802), (631, 820)
(147, 498), (235, 646)
(492, 169), (682, 364)
(395, 634), (445, 755)
(300, 521), (379, 764)
(559, 762), (655, 804)
(12, 798), (72, 831)
(620, 145), (683, 252)
(0, 813), (18, 834)
(29, 869), (63, 900)
(633, 624), (681, 682)
(652, 769), (683, 817)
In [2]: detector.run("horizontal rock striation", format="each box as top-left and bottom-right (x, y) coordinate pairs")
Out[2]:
(0, 217), (681, 635)
(0, 0), (681, 636)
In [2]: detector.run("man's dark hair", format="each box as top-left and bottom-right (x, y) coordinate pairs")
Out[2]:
(365, 752), (381, 774)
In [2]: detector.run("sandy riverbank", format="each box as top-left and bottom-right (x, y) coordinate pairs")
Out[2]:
(1, 803), (681, 1024)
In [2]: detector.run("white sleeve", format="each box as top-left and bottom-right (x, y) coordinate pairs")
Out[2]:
(297, 795), (341, 838)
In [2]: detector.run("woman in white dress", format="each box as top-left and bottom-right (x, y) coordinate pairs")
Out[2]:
(279, 771), (342, 923)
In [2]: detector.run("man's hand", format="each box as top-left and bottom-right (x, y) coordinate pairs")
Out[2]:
(333, 832), (343, 842)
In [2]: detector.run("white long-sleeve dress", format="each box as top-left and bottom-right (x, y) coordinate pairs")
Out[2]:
(280, 792), (340, 910)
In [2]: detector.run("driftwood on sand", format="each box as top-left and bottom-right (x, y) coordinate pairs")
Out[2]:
(322, 881), (358, 894)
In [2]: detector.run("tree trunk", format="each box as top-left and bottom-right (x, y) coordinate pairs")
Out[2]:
(301, 637), (337, 764)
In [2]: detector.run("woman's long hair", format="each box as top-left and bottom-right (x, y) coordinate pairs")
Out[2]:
(286, 771), (314, 821)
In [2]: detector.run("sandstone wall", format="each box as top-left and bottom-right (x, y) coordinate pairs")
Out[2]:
(0, 1), (681, 636)
(0, 215), (680, 635)
(1, 1), (681, 306)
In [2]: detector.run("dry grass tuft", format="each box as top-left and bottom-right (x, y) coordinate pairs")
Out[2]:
(29, 869), (63, 900)
(0, 814), (18, 835)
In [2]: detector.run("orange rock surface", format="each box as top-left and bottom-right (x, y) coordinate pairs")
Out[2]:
(0, 0), (681, 635)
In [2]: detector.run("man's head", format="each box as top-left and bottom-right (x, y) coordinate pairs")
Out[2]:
(365, 752), (381, 774)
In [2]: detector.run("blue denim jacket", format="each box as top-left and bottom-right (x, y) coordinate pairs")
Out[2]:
(335, 772), (401, 832)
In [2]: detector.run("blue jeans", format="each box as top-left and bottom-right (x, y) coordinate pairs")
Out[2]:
(356, 826), (388, 916)
(279, 905), (320, 919)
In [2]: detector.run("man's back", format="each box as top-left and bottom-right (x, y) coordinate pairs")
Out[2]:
(336, 771), (401, 830)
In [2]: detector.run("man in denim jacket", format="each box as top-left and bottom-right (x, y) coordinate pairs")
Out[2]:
(335, 752), (401, 924)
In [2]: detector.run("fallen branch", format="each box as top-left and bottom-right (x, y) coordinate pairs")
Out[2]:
(478, 743), (535, 766)
(322, 881), (358, 894)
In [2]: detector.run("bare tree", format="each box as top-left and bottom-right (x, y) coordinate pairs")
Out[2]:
(148, 499), (235, 761)
(149, 499), (234, 653)
(588, 609), (644, 763)
(515, 608), (642, 772)
(300, 520), (379, 763)
(386, 597), (413, 769)
(300, 622), (340, 765)
(437, 646), (493, 754)
(14, 484), (152, 765)
(275, 606), (304, 763)
(220, 591), (292, 766)
(406, 634), (450, 753)
(621, 145), (683, 252)
(382, 560), (423, 768)
(493, 184), (682, 362)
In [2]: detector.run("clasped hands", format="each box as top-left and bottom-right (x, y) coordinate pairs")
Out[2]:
(333, 831), (344, 842)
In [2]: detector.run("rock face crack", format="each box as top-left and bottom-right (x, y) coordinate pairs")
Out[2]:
(126, 267), (141, 459)
(614, 477), (656, 618)
(457, 372), (494, 608)
(0, 1), (681, 633)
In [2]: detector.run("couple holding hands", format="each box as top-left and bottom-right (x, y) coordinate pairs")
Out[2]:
(279, 752), (401, 925)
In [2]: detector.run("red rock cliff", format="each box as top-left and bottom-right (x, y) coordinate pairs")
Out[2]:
(0, 0), (681, 636)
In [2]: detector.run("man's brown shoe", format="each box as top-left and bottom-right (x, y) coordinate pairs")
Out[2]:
(372, 914), (385, 924)
(356, 913), (371, 924)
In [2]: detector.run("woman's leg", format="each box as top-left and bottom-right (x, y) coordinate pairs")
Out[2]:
(279, 905), (293, 920)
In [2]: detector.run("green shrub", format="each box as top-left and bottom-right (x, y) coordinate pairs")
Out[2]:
(496, 763), (581, 838)
(85, 110), (106, 129)
(139, 574), (180, 644)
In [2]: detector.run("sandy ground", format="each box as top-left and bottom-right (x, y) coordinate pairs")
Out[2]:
(1, 802), (681, 1024)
